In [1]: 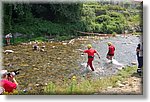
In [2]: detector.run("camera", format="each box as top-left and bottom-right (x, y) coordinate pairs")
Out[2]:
(7, 69), (21, 77)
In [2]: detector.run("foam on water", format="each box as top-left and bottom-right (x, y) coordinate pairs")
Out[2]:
(79, 35), (140, 77)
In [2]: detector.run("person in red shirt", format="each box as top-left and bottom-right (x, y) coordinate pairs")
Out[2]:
(0, 70), (18, 94)
(79, 44), (100, 71)
(106, 42), (115, 62)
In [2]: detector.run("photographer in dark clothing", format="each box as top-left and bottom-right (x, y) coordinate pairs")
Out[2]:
(136, 43), (143, 73)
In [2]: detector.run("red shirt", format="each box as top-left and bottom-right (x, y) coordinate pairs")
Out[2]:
(108, 45), (115, 54)
(0, 79), (17, 93)
(84, 49), (97, 57)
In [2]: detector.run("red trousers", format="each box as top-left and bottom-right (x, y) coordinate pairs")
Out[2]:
(87, 58), (94, 71)
(6, 38), (10, 45)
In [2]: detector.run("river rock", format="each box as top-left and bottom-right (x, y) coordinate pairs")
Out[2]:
(122, 81), (128, 85)
(131, 62), (137, 65)
(62, 43), (67, 45)
(3, 50), (14, 53)
(52, 46), (55, 48)
(128, 42), (132, 44)
(35, 84), (40, 87)
(107, 86), (112, 89)
(117, 67), (123, 70)
(68, 39), (75, 44)
(118, 83), (125, 88)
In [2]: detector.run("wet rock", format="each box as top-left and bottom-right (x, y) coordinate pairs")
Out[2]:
(52, 46), (55, 48)
(21, 43), (28, 45)
(116, 80), (121, 84)
(131, 62), (137, 65)
(68, 39), (75, 44)
(117, 67), (123, 70)
(28, 83), (33, 87)
(3, 50), (14, 53)
(122, 81), (128, 85)
(44, 83), (48, 86)
(20, 63), (29, 67)
(33, 68), (40, 71)
(62, 43), (67, 45)
(128, 42), (132, 44)
(35, 84), (40, 87)
(122, 42), (127, 44)
(32, 65), (36, 67)
(57, 57), (61, 60)
(118, 83), (125, 88)
(107, 86), (112, 89)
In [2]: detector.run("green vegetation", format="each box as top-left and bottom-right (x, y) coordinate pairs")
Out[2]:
(43, 66), (137, 95)
(3, 1), (142, 44)
(41, 66), (139, 94)
(3, 65), (138, 95)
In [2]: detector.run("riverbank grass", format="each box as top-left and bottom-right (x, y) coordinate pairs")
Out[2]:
(43, 65), (139, 95)
(3, 65), (139, 95)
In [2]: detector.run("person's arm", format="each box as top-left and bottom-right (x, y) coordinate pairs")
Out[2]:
(96, 51), (100, 59)
(11, 78), (18, 86)
(8, 76), (18, 86)
(108, 46), (111, 54)
(78, 49), (84, 52)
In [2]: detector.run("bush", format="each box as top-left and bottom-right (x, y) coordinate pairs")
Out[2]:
(112, 32), (117, 36)
(55, 35), (73, 41)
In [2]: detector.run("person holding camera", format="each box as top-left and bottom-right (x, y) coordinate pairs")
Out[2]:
(0, 70), (18, 94)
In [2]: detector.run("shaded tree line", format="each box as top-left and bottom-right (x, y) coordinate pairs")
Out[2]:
(3, 1), (142, 43)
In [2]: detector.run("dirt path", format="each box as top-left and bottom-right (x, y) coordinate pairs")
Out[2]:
(100, 74), (143, 95)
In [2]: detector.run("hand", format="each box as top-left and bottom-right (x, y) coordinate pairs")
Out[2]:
(7, 75), (14, 81)
(81, 53), (84, 55)
(77, 49), (83, 52)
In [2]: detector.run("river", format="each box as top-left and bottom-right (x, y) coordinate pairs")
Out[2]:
(79, 35), (140, 77)
(3, 34), (140, 93)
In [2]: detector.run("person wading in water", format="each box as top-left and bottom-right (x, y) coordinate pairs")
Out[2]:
(79, 44), (100, 71)
(106, 42), (115, 63)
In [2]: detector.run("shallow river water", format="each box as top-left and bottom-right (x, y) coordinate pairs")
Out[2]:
(3, 35), (140, 93)
(79, 35), (140, 77)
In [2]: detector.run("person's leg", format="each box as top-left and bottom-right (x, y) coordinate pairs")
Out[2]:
(107, 55), (113, 63)
(106, 55), (110, 60)
(137, 57), (143, 73)
(88, 58), (94, 71)
(139, 57), (143, 68)
(110, 56), (113, 61)
(137, 56), (140, 68)
(6, 38), (8, 45)
(8, 38), (10, 45)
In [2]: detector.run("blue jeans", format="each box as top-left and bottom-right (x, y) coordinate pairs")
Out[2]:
(137, 56), (143, 68)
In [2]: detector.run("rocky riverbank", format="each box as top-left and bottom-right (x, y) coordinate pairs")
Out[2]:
(2, 35), (142, 94)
